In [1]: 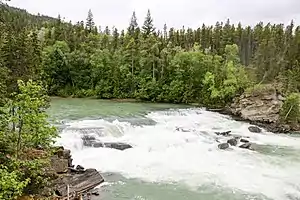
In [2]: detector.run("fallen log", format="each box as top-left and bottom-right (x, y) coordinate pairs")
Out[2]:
(54, 168), (104, 199)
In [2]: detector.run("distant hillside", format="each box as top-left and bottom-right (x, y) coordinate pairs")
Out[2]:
(0, 3), (57, 30)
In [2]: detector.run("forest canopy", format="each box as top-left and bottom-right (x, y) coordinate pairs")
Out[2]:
(1, 4), (300, 107)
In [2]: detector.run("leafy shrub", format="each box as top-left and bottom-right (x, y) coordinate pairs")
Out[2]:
(0, 167), (29, 200)
(280, 93), (300, 124)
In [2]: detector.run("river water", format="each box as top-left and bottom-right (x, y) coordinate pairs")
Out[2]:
(50, 98), (300, 200)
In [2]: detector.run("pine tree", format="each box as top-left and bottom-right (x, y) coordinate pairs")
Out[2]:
(142, 9), (155, 37)
(128, 11), (138, 36)
(86, 9), (95, 32)
(163, 23), (168, 40)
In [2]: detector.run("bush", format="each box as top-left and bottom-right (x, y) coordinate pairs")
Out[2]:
(280, 93), (300, 124)
(0, 167), (29, 200)
(0, 80), (58, 199)
(245, 84), (276, 96)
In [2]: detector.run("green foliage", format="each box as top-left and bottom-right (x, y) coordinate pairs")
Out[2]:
(202, 45), (250, 106)
(0, 167), (29, 200)
(2, 5), (300, 105)
(280, 93), (300, 124)
(11, 80), (58, 151)
(0, 80), (58, 199)
(245, 84), (276, 96)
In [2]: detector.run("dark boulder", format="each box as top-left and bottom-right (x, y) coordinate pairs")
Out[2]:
(227, 138), (238, 146)
(218, 143), (230, 150)
(104, 142), (133, 151)
(248, 126), (262, 133)
(240, 138), (250, 143)
(76, 165), (85, 171)
(83, 140), (94, 147)
(93, 142), (104, 148)
(92, 142), (132, 151)
(215, 131), (231, 137)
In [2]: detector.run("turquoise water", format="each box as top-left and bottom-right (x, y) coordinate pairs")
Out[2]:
(50, 98), (300, 200)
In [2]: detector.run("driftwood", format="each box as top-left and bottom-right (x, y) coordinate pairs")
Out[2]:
(54, 169), (104, 199)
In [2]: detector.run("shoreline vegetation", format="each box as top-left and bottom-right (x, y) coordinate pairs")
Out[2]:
(1, 1), (300, 199)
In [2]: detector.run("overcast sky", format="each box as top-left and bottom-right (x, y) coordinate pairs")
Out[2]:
(8, 0), (300, 30)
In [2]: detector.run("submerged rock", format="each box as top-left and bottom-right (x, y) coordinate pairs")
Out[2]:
(104, 142), (133, 151)
(218, 143), (230, 150)
(240, 138), (250, 143)
(93, 142), (104, 148)
(248, 126), (262, 133)
(227, 138), (238, 146)
(92, 142), (132, 150)
(215, 131), (231, 137)
(239, 143), (253, 150)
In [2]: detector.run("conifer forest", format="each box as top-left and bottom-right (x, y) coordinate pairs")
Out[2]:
(1, 3), (300, 106)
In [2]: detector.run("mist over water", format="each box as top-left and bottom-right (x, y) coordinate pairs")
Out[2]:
(52, 99), (300, 200)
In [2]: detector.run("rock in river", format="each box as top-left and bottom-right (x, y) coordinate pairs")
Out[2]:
(240, 138), (250, 143)
(93, 142), (132, 151)
(104, 142), (133, 151)
(227, 138), (238, 146)
(218, 143), (230, 150)
(215, 131), (231, 137)
(239, 143), (253, 150)
(248, 126), (262, 133)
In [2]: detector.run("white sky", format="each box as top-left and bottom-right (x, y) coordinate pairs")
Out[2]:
(8, 0), (300, 30)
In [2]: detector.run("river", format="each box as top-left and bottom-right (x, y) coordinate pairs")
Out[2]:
(49, 98), (300, 200)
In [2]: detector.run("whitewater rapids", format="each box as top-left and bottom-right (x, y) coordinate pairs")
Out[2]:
(56, 108), (300, 200)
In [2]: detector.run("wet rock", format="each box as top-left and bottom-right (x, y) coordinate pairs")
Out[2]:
(240, 138), (250, 143)
(54, 169), (104, 198)
(82, 135), (96, 141)
(215, 131), (231, 137)
(239, 143), (253, 150)
(76, 165), (85, 171)
(93, 142), (104, 148)
(104, 142), (133, 151)
(248, 126), (262, 133)
(227, 138), (238, 146)
(82, 135), (97, 147)
(90, 188), (100, 196)
(68, 158), (74, 168)
(218, 143), (230, 150)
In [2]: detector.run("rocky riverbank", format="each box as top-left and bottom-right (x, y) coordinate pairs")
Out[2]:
(211, 84), (300, 134)
(45, 147), (104, 200)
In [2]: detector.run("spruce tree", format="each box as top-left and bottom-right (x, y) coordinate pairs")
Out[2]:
(86, 9), (95, 32)
(142, 9), (155, 37)
(128, 11), (138, 36)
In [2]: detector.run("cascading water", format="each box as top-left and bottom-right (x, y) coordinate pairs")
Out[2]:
(55, 107), (300, 200)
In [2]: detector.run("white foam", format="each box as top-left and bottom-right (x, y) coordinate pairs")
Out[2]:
(56, 108), (300, 200)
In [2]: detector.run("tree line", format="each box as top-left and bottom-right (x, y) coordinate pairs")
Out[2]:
(1, 4), (300, 107)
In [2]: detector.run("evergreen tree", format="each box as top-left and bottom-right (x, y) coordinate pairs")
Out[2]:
(86, 9), (95, 32)
(128, 11), (138, 36)
(142, 9), (155, 37)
